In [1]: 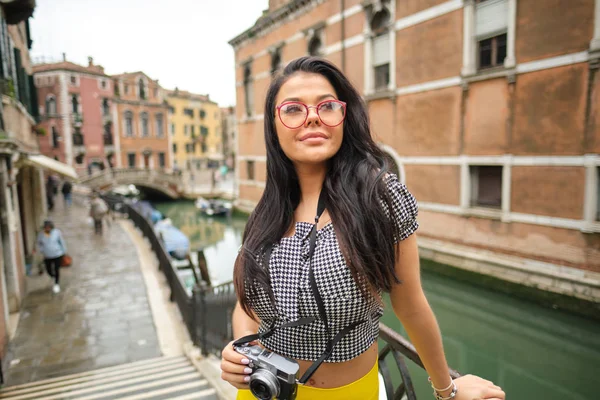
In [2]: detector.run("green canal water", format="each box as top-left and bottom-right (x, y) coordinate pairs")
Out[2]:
(156, 200), (600, 400)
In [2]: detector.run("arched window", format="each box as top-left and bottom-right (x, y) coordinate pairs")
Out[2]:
(72, 94), (78, 114)
(139, 78), (146, 100)
(243, 63), (253, 117)
(45, 96), (57, 116)
(155, 113), (164, 137)
(124, 111), (133, 137)
(141, 112), (149, 137)
(102, 98), (110, 116)
(270, 49), (282, 77)
(51, 126), (59, 148)
(369, 2), (392, 92)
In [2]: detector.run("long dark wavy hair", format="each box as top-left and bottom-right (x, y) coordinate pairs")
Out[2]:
(234, 57), (401, 316)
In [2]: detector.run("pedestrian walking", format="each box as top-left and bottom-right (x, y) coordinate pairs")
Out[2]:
(45, 175), (57, 211)
(61, 180), (73, 207)
(36, 220), (66, 294)
(221, 57), (505, 400)
(89, 193), (109, 235)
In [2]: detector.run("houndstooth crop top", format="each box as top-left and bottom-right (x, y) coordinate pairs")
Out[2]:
(248, 174), (419, 362)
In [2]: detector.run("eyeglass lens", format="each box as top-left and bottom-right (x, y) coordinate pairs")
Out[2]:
(279, 101), (345, 128)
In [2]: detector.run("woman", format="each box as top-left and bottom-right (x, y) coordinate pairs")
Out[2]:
(221, 57), (505, 400)
(36, 220), (66, 294)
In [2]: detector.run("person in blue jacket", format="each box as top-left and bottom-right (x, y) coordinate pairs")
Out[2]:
(36, 220), (66, 294)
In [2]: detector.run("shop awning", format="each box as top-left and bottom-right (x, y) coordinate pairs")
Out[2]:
(25, 154), (78, 180)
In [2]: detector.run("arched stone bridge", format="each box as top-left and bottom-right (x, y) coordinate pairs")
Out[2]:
(78, 168), (185, 199)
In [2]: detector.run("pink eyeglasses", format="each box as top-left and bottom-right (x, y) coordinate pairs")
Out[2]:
(276, 99), (346, 129)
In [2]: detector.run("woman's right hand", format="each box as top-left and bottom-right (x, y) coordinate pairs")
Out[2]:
(220, 340), (253, 389)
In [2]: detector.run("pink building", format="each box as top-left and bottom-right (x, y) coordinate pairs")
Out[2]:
(34, 56), (115, 175)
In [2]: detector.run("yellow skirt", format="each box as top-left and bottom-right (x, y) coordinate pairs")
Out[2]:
(236, 360), (379, 400)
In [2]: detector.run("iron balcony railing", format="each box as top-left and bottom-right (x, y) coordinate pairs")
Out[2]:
(109, 198), (461, 399)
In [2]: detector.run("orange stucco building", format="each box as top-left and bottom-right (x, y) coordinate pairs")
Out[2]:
(112, 72), (171, 170)
(230, 0), (600, 300)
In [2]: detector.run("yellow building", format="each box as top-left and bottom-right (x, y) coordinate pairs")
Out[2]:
(166, 88), (223, 175)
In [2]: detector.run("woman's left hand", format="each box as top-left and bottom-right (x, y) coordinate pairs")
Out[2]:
(451, 374), (505, 400)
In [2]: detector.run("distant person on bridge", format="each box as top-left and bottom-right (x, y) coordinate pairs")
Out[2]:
(36, 220), (66, 294)
(221, 57), (505, 400)
(89, 193), (109, 235)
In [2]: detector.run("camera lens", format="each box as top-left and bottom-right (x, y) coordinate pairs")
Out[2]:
(250, 381), (271, 399)
(249, 370), (279, 400)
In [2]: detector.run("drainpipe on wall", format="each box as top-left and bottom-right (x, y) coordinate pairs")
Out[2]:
(341, 0), (346, 72)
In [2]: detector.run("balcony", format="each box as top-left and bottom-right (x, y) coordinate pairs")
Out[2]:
(1, 94), (37, 153)
(102, 112), (112, 124)
(103, 133), (114, 153)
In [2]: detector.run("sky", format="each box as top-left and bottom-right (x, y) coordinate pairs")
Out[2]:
(30, 0), (270, 107)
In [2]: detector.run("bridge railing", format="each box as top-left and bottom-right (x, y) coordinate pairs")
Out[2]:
(119, 200), (461, 399)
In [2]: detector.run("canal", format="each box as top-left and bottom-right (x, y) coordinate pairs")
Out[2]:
(156, 200), (600, 400)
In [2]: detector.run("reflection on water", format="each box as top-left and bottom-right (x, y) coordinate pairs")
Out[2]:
(155, 200), (245, 285)
(156, 200), (600, 399)
(381, 261), (600, 400)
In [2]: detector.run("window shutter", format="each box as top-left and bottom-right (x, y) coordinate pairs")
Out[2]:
(372, 33), (390, 66)
(475, 0), (508, 39)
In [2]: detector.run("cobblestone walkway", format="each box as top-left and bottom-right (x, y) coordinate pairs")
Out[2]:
(3, 198), (161, 386)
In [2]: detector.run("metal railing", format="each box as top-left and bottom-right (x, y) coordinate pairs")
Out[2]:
(115, 198), (461, 399)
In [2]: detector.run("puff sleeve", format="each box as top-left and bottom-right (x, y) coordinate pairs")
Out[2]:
(383, 174), (419, 243)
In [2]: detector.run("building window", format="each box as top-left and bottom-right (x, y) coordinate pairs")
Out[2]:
(141, 112), (149, 137)
(125, 111), (133, 137)
(308, 28), (324, 56)
(102, 98), (110, 116)
(201, 142), (207, 153)
(470, 166), (502, 208)
(184, 125), (189, 136)
(173, 143), (177, 153)
(200, 109), (206, 119)
(478, 33), (507, 69)
(139, 78), (146, 100)
(191, 125), (195, 138)
(45, 96), (57, 115)
(70, 75), (77, 85)
(184, 108), (194, 118)
(124, 83), (129, 94)
(185, 143), (192, 153)
(168, 106), (175, 114)
(369, 4), (391, 92)
(103, 123), (113, 145)
(51, 126), (59, 148)
(247, 160), (255, 181)
(100, 80), (107, 89)
(153, 87), (158, 98)
(75, 153), (84, 164)
(170, 123), (175, 135)
(270, 48), (282, 77)
(114, 80), (120, 96)
(156, 113), (164, 137)
(127, 152), (136, 168)
(243, 63), (253, 117)
(200, 126), (208, 136)
(158, 152), (165, 168)
(71, 94), (78, 114)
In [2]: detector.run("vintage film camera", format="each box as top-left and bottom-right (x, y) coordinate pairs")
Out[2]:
(234, 344), (299, 400)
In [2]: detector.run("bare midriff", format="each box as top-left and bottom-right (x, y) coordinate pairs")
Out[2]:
(292, 342), (378, 388)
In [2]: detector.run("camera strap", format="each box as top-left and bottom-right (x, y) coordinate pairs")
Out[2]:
(234, 189), (367, 384)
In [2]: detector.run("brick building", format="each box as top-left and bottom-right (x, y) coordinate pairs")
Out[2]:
(112, 72), (171, 170)
(229, 0), (600, 298)
(33, 56), (115, 175)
